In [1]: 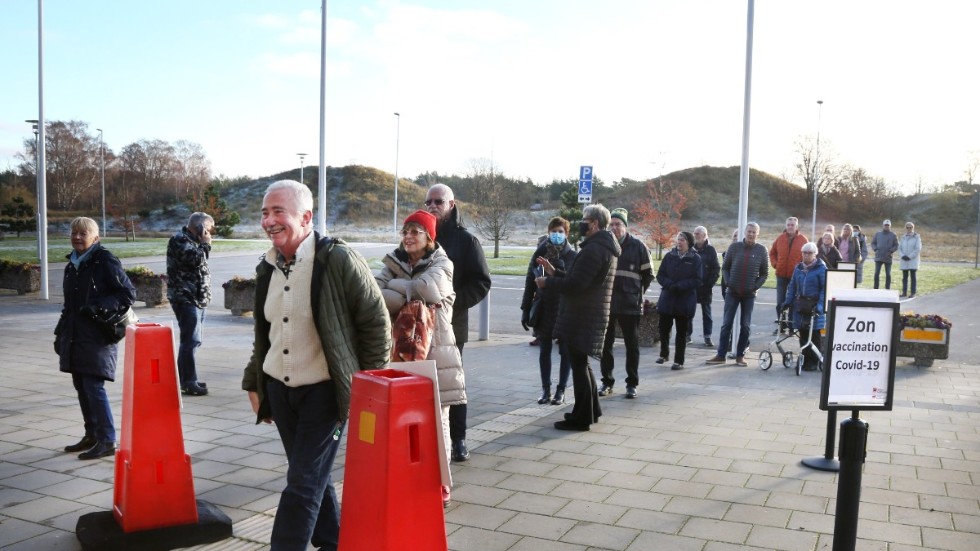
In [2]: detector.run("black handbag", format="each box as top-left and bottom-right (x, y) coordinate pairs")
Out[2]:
(92, 306), (139, 344)
(527, 293), (543, 328)
(793, 295), (819, 317)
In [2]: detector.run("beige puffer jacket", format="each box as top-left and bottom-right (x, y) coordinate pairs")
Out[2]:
(376, 245), (466, 406)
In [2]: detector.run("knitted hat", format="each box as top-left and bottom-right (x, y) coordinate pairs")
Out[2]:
(610, 208), (629, 226)
(404, 210), (437, 240)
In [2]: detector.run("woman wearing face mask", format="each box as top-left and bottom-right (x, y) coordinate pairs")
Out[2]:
(521, 217), (576, 404)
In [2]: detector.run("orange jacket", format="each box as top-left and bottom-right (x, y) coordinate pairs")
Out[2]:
(769, 231), (808, 279)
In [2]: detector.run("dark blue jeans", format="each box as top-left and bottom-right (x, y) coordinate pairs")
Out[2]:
(687, 298), (713, 339)
(874, 261), (892, 289)
(172, 301), (205, 386)
(716, 292), (755, 358)
(267, 379), (344, 551)
(72, 373), (115, 442)
(539, 331), (571, 389)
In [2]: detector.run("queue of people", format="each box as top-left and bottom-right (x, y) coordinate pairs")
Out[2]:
(50, 185), (928, 550)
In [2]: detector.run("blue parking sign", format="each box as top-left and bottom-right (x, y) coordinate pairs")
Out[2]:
(579, 166), (593, 181)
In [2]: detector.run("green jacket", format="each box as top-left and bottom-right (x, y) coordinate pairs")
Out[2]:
(241, 235), (392, 424)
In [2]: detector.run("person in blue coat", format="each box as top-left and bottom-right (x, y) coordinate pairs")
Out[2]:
(781, 242), (827, 371)
(655, 231), (703, 370)
(54, 217), (136, 459)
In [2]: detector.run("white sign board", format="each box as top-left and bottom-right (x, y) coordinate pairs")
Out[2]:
(820, 300), (898, 411)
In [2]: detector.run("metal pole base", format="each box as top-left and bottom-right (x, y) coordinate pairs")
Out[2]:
(801, 456), (840, 472)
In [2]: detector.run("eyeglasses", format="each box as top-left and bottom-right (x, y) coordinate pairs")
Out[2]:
(424, 198), (446, 206)
(401, 228), (427, 237)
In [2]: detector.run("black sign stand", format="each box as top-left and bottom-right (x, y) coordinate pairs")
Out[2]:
(833, 409), (869, 551)
(801, 410), (839, 472)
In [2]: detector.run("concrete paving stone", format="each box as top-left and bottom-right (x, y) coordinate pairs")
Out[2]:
(447, 526), (521, 551)
(951, 512), (980, 533)
(545, 464), (607, 485)
(727, 458), (783, 477)
(595, 471), (658, 493)
(857, 517), (924, 545)
(703, 542), (776, 551)
(625, 530), (706, 551)
(214, 466), (286, 487)
(662, 496), (731, 519)
(581, 442), (641, 460)
(946, 481), (980, 500)
(505, 536), (587, 551)
(1, 494), (88, 523)
(495, 457), (559, 477)
(197, 483), (276, 509)
(496, 511), (577, 540)
(33, 476), (112, 500)
(706, 485), (770, 507)
(637, 462), (696, 481)
(855, 486), (921, 509)
(786, 509), (835, 533)
(744, 524), (820, 551)
(548, 481), (616, 504)
(691, 468), (750, 488)
(890, 505), (954, 529)
(915, 445), (967, 460)
(554, 498), (628, 525)
(451, 465), (511, 486)
(0, 515), (53, 547)
(0, 445), (62, 465)
(497, 490), (570, 516)
(491, 444), (551, 462)
(496, 473), (563, 495)
(799, 479), (838, 499)
(653, 429), (707, 444)
(0, 468), (72, 492)
(1, 529), (82, 551)
(746, 473), (806, 494)
(916, 465), (976, 485)
(891, 453), (944, 469)
(616, 507), (686, 533)
(229, 451), (289, 471)
(651, 478), (714, 500)
(723, 502), (791, 528)
(677, 454), (732, 471)
(889, 475), (952, 497)
(765, 491), (829, 514)
(919, 493), (980, 515)
(445, 503), (517, 531)
(189, 459), (243, 479)
(588, 456), (649, 476)
(182, 427), (235, 443)
(560, 521), (639, 550)
(680, 517), (751, 544)
(45, 502), (103, 532)
(937, 456), (980, 472)
(451, 483), (513, 507)
(711, 445), (765, 462)
(629, 448), (685, 465)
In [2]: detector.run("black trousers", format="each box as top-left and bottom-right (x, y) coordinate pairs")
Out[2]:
(658, 313), (690, 365)
(449, 342), (466, 442)
(600, 313), (640, 387)
(566, 348), (601, 426)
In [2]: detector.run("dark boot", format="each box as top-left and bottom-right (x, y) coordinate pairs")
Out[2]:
(78, 440), (116, 460)
(551, 386), (566, 405)
(64, 434), (96, 453)
(537, 386), (551, 405)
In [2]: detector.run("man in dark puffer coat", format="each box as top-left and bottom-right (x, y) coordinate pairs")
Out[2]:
(535, 204), (620, 431)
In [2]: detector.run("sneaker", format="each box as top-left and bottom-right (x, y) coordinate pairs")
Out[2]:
(671, 363), (684, 370)
(735, 356), (748, 367)
(655, 357), (668, 364)
(181, 382), (208, 396)
(704, 338), (714, 347)
(625, 386), (637, 399)
(706, 356), (727, 365)
(442, 485), (451, 508)
(598, 384), (614, 396)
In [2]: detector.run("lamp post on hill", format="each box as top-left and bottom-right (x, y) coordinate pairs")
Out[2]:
(393, 112), (400, 234)
(297, 153), (307, 185)
(810, 99), (823, 241)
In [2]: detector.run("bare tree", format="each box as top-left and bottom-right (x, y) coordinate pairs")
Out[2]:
(16, 120), (99, 211)
(794, 135), (843, 198)
(467, 157), (515, 259)
(173, 140), (212, 201)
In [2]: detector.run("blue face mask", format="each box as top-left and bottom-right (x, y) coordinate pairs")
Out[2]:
(549, 232), (565, 245)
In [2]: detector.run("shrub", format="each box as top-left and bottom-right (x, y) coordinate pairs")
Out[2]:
(0, 259), (41, 274)
(222, 275), (256, 290)
(124, 265), (167, 282)
(899, 312), (952, 330)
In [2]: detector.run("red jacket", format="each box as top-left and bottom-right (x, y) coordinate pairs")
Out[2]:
(769, 231), (808, 279)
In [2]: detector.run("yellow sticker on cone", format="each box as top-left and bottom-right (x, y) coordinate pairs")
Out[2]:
(358, 411), (376, 444)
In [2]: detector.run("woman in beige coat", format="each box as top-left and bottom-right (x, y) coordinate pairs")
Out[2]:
(376, 210), (464, 507)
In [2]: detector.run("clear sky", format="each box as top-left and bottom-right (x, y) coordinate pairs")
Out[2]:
(2, 1), (977, 192)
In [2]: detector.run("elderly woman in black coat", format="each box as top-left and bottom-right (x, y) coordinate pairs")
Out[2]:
(655, 231), (704, 370)
(521, 217), (576, 405)
(54, 217), (136, 460)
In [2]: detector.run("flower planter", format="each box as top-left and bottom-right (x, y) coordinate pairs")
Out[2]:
(0, 265), (41, 295)
(896, 327), (949, 368)
(616, 309), (660, 347)
(133, 278), (168, 307)
(224, 285), (255, 316)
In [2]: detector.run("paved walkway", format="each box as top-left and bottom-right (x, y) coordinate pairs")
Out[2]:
(1, 254), (978, 550)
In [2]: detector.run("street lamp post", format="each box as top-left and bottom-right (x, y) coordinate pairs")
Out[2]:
(97, 128), (106, 237)
(297, 153), (307, 185)
(25, 120), (40, 258)
(811, 100), (824, 241)
(393, 112), (400, 234)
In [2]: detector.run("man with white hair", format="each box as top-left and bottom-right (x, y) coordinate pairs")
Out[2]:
(688, 226), (720, 347)
(425, 183), (491, 461)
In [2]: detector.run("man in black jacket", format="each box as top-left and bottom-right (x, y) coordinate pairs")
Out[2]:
(426, 184), (492, 461)
(599, 208), (652, 399)
(536, 204), (620, 431)
(688, 226), (720, 347)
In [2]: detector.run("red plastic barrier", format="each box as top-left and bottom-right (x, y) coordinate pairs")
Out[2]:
(339, 369), (446, 551)
(112, 323), (198, 533)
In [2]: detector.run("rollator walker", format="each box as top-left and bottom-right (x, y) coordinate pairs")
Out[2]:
(759, 307), (823, 376)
